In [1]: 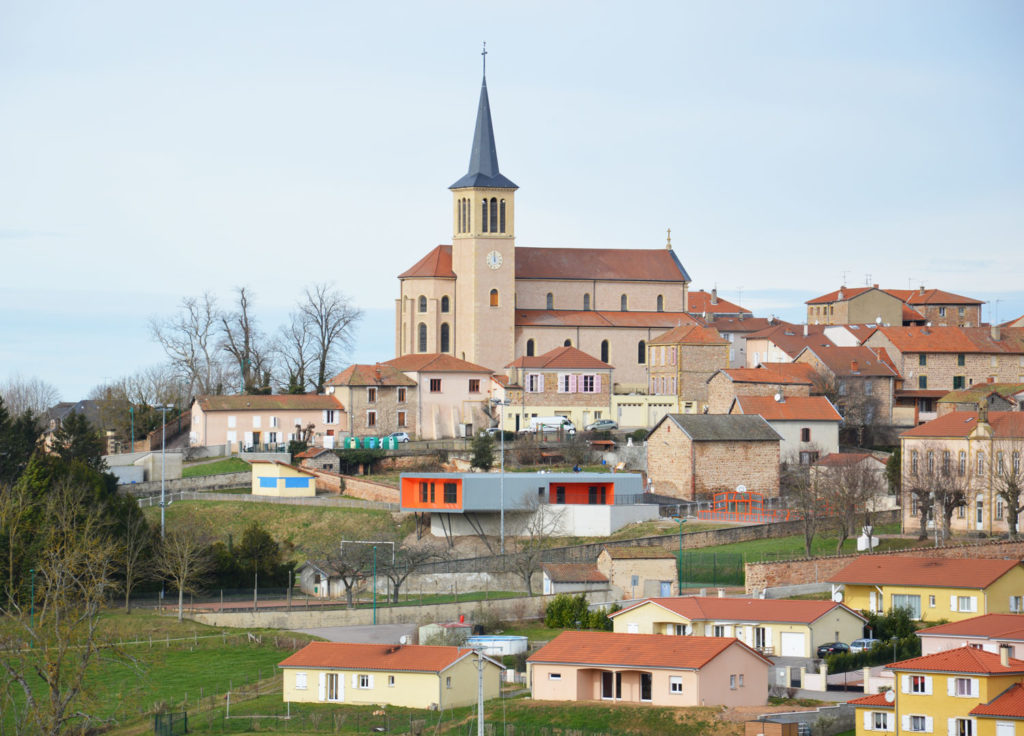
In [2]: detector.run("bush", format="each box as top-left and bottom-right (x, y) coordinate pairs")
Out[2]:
(471, 432), (495, 470)
(628, 428), (649, 444)
(826, 635), (920, 673)
(544, 594), (618, 630)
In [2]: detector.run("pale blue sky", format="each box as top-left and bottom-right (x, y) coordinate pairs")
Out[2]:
(2, 2), (1022, 400)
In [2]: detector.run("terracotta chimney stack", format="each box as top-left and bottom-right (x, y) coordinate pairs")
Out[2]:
(711, 288), (719, 306)
(991, 324), (1002, 341)
(1001, 645), (1010, 667)
(851, 360), (859, 373)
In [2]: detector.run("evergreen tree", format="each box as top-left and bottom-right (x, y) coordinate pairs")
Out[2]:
(51, 411), (106, 472)
(471, 432), (495, 470)
(0, 397), (39, 485)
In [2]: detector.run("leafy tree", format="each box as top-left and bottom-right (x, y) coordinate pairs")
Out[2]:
(471, 432), (495, 471)
(234, 521), (283, 580)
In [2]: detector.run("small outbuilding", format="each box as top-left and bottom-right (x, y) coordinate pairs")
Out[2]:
(251, 461), (317, 497)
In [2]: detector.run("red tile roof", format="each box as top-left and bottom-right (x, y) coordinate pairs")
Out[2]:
(279, 642), (485, 673)
(515, 309), (698, 329)
(847, 692), (894, 708)
(527, 631), (770, 669)
(870, 326), (1024, 355)
(746, 325), (837, 358)
(972, 682), (1024, 718)
(732, 395), (843, 422)
(609, 596), (864, 624)
(829, 556), (1023, 589)
(506, 346), (612, 370)
(649, 324), (729, 346)
(540, 563), (609, 584)
(294, 447), (332, 459)
(796, 346), (898, 378)
(707, 317), (794, 335)
(813, 452), (886, 468)
(250, 460), (318, 477)
(515, 247), (689, 283)
(715, 366), (815, 386)
(900, 411), (1024, 439)
(918, 614), (1024, 641)
(806, 286), (879, 305)
(327, 364), (417, 387)
(687, 290), (751, 315)
(902, 303), (926, 322)
(384, 354), (493, 374)
(889, 288), (983, 307)
(398, 245), (456, 279)
(887, 646), (1024, 675)
(195, 395), (345, 412)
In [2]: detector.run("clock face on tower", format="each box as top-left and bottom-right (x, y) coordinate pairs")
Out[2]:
(485, 250), (503, 270)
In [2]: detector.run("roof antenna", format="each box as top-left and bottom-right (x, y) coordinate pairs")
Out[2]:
(666, 227), (672, 250)
(840, 270), (849, 287)
(482, 41), (487, 78)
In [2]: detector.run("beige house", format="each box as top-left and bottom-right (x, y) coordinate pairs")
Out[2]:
(609, 597), (866, 659)
(279, 642), (502, 709)
(251, 460), (317, 497)
(505, 346), (613, 432)
(646, 414), (782, 501)
(646, 325), (729, 414)
(383, 353), (494, 439)
(805, 286), (906, 327)
(189, 394), (347, 451)
(326, 363), (417, 438)
(528, 630), (770, 707)
(595, 547), (679, 599)
(745, 324), (835, 368)
(917, 614), (1024, 656)
(706, 365), (814, 415)
(729, 395), (842, 464)
(794, 345), (898, 425)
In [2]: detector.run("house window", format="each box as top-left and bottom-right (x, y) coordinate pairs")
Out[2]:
(954, 677), (976, 697)
(397, 387), (406, 403)
(801, 428), (811, 442)
(939, 307), (947, 317)
(957, 353), (966, 367)
(295, 672), (308, 690)
(430, 379), (441, 393)
(929, 595), (936, 608)
(1010, 596), (1023, 613)
(600, 340), (609, 363)
(441, 295), (450, 313)
(420, 482), (428, 503)
(911, 450), (919, 475)
(959, 451), (967, 475)
(1015, 451), (1022, 473)
(481, 199), (488, 232)
(893, 594), (921, 619)
(909, 715), (928, 732)
(997, 452), (1005, 475)
(526, 374), (542, 392)
(443, 482), (457, 504)
(582, 375), (597, 393)
(738, 674), (744, 687)
(418, 296), (427, 313)
(996, 499), (1004, 520)
(799, 451), (819, 465)
(548, 673), (561, 681)
(953, 375), (965, 390)
(754, 627), (767, 650)
(583, 293), (591, 311)
(366, 411), (376, 427)
(977, 452), (985, 475)
(358, 674), (371, 689)
(446, 676), (452, 689)
(227, 415), (237, 428)
(943, 451), (951, 473)
(620, 294), (628, 311)
(388, 675), (395, 687)
(564, 339), (572, 347)
(927, 451), (935, 473)
(919, 354), (927, 366)
(526, 339), (535, 357)
(957, 503), (966, 519)
(489, 289), (499, 307)
(729, 674), (736, 689)
(918, 375), (928, 389)
(669, 676), (682, 693)
(872, 712), (890, 731)
(713, 625), (726, 637)
(954, 718), (974, 736)
(546, 293), (554, 310)
(910, 495), (919, 516)
(468, 379), (480, 393)
(418, 323), (427, 352)
(440, 323), (450, 353)
(325, 410), (338, 424)
(638, 340), (646, 364)
(954, 596), (977, 613)
(397, 411), (407, 428)
(367, 388), (377, 403)
(910, 675), (928, 693)
(657, 295), (664, 312)
(326, 673), (340, 701)
(270, 416), (279, 428)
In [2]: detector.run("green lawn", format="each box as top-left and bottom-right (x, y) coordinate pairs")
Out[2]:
(182, 458), (252, 477)
(696, 522), (918, 562)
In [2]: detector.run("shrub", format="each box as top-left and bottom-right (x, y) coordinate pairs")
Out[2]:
(544, 594), (617, 630)
(471, 432), (495, 470)
(628, 428), (649, 443)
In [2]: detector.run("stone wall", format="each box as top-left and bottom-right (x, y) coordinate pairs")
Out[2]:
(646, 418), (693, 498)
(118, 471), (251, 496)
(745, 537), (1024, 594)
(707, 374), (811, 415)
(341, 475), (400, 504)
(694, 440), (780, 497)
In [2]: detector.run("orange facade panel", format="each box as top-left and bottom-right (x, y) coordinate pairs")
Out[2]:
(548, 482), (614, 506)
(400, 477), (462, 510)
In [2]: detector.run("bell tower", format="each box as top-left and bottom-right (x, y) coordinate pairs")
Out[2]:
(450, 46), (517, 371)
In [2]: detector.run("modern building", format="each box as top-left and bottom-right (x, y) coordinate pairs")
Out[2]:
(527, 630), (771, 707)
(190, 394), (346, 451)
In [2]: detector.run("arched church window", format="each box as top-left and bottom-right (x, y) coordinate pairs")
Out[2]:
(465, 198), (471, 232)
(440, 323), (450, 353)
(526, 339), (535, 357)
(620, 294), (628, 312)
(482, 199), (489, 233)
(546, 293), (554, 310)
(500, 199), (506, 233)
(458, 199), (464, 233)
(638, 340), (646, 364)
(418, 296), (427, 313)
(601, 340), (609, 363)
(418, 323), (427, 353)
(489, 197), (498, 232)
(657, 295), (664, 312)
(441, 295), (450, 313)
(489, 289), (499, 307)
(564, 339), (572, 347)
(583, 294), (591, 311)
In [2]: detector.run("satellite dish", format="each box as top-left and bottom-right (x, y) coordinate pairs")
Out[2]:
(399, 635), (408, 645)
(885, 690), (895, 703)
(832, 590), (844, 603)
(875, 316), (882, 325)
(736, 484), (747, 493)
(774, 393), (782, 402)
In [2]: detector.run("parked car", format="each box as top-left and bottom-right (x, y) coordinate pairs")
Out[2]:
(816, 642), (850, 657)
(387, 432), (411, 443)
(584, 419), (618, 431)
(850, 638), (881, 653)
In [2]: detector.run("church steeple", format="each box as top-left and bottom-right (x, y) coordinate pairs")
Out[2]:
(450, 52), (517, 191)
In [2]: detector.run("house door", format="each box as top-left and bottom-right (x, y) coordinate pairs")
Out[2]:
(660, 581), (672, 597)
(601, 671), (614, 699)
(640, 673), (652, 702)
(976, 496), (985, 531)
(251, 431), (261, 449)
(320, 672), (343, 702)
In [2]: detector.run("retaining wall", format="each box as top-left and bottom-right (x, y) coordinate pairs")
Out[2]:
(757, 704), (853, 736)
(118, 472), (251, 496)
(134, 491), (396, 511)
(341, 475), (400, 504)
(745, 538), (1024, 594)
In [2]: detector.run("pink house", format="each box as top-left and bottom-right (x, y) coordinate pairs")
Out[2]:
(383, 354), (494, 440)
(918, 614), (1024, 658)
(527, 631), (770, 707)
(190, 394), (347, 451)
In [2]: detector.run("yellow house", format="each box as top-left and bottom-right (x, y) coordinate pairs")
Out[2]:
(279, 642), (503, 709)
(608, 596), (865, 659)
(251, 460), (318, 497)
(828, 556), (1024, 622)
(848, 646), (1024, 736)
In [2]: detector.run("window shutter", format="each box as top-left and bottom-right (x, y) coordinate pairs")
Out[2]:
(864, 713), (873, 731)
(902, 675), (910, 694)
(948, 678), (956, 696)
(538, 374), (545, 392)
(765, 627), (773, 649)
(888, 715), (895, 733)
(322, 410), (328, 423)
(244, 432), (253, 446)
(969, 597), (977, 613)
(568, 374), (577, 393)
(352, 673), (358, 688)
(368, 675), (375, 689)
(951, 595), (958, 612)
(947, 718), (955, 736)
(925, 716), (933, 733)
(924, 676), (932, 695)
(594, 374), (602, 392)
(556, 374), (564, 393)
(870, 591), (877, 611)
(970, 678), (978, 698)
(902, 715), (910, 732)
(318, 673), (326, 701)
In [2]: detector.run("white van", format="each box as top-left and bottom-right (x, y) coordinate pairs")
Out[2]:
(523, 416), (576, 435)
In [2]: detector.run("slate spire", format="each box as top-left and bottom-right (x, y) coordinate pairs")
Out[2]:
(450, 63), (517, 190)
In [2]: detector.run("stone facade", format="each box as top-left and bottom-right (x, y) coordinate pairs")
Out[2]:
(596, 548), (679, 598)
(647, 329), (729, 413)
(913, 303), (981, 327)
(706, 372), (811, 415)
(806, 288), (903, 326)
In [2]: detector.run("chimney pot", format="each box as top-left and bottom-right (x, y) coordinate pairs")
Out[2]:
(991, 324), (1002, 341)
(711, 288), (718, 305)
(803, 324), (808, 337)
(873, 283), (879, 289)
(1001, 645), (1010, 667)
(851, 360), (859, 372)
(919, 285), (925, 295)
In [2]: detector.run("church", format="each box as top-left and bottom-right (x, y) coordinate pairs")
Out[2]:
(395, 67), (697, 392)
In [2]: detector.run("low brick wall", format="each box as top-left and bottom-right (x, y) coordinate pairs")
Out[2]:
(134, 491), (396, 511)
(310, 469), (344, 494)
(342, 475), (400, 504)
(745, 538), (1024, 594)
(188, 590), (615, 630)
(118, 471), (251, 496)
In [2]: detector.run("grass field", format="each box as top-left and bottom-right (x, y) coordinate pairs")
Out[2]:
(697, 522), (916, 562)
(182, 458), (252, 477)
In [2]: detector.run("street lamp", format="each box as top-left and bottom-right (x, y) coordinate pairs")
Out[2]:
(671, 517), (688, 594)
(154, 404), (172, 539)
(491, 399), (512, 555)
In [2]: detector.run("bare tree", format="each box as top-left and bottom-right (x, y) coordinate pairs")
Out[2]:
(155, 513), (214, 622)
(781, 452), (828, 556)
(275, 311), (316, 393)
(299, 283), (363, 393)
(903, 443), (972, 542)
(219, 287), (271, 394)
(506, 504), (566, 596)
(0, 374), (60, 420)
(818, 457), (885, 553)
(120, 511), (154, 614)
(993, 444), (1024, 539)
(149, 293), (226, 397)
(380, 542), (438, 604)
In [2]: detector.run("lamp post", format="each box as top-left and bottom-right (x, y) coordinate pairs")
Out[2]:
(154, 404), (172, 539)
(671, 517), (688, 594)
(372, 545), (378, 626)
(491, 399), (511, 554)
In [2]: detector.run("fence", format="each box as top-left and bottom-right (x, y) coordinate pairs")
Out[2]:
(134, 490), (397, 511)
(153, 712), (188, 736)
(678, 550), (745, 587)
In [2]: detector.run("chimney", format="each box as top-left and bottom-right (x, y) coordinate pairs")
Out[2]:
(803, 324), (808, 337)
(979, 403), (989, 425)
(1000, 645), (1010, 667)
(717, 588), (726, 598)
(919, 284), (925, 295)
(711, 288), (719, 305)
(851, 360), (859, 373)
(991, 324), (1002, 341)
(838, 289), (844, 300)
(873, 283), (879, 289)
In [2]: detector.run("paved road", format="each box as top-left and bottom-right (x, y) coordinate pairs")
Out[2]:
(294, 623), (418, 644)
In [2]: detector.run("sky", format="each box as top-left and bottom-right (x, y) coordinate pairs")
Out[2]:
(2, 2), (1022, 401)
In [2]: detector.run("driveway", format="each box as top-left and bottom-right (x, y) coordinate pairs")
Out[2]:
(295, 623), (418, 645)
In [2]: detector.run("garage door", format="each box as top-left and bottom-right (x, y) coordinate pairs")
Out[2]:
(780, 632), (805, 657)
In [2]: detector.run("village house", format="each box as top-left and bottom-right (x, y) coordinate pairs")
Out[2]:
(729, 394), (842, 464)
(325, 363), (417, 439)
(189, 394), (347, 451)
(646, 414), (782, 501)
(504, 346), (613, 432)
(918, 614), (1024, 657)
(382, 353), (494, 439)
(250, 460), (317, 497)
(900, 409), (1024, 536)
(686, 288), (751, 320)
(937, 383), (1024, 416)
(293, 446), (338, 473)
(527, 631), (770, 707)
(806, 284), (983, 328)
(279, 642), (502, 709)
(828, 556), (1024, 622)
(595, 547), (679, 599)
(540, 563), (609, 595)
(811, 453), (895, 510)
(608, 597), (865, 659)
(705, 316), (790, 368)
(646, 324), (730, 414)
(744, 323), (835, 368)
(793, 344), (898, 425)
(706, 364), (815, 415)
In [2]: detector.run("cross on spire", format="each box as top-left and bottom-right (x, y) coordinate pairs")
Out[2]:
(482, 41), (487, 77)
(666, 227), (672, 250)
